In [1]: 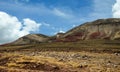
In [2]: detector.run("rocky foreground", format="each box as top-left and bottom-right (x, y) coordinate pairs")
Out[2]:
(0, 51), (120, 72)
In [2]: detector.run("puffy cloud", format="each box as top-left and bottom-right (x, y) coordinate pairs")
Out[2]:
(112, 0), (120, 18)
(0, 11), (41, 44)
(22, 18), (41, 32)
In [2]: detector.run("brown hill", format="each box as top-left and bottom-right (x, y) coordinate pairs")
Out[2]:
(12, 34), (50, 45)
(57, 18), (120, 41)
(11, 18), (120, 44)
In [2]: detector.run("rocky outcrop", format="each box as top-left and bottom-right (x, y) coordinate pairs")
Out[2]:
(59, 18), (120, 41)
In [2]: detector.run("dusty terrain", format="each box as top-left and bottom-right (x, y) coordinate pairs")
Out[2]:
(0, 51), (120, 72)
(0, 40), (120, 72)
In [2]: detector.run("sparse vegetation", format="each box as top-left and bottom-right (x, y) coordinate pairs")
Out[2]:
(0, 18), (120, 72)
(0, 40), (120, 72)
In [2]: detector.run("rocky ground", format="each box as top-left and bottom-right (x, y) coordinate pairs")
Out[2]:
(0, 51), (120, 72)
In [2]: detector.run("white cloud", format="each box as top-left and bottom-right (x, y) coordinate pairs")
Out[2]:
(59, 30), (65, 33)
(53, 8), (73, 19)
(52, 28), (65, 35)
(53, 8), (66, 17)
(91, 0), (115, 19)
(112, 0), (120, 18)
(0, 11), (41, 44)
(72, 24), (77, 27)
(22, 18), (41, 32)
(42, 22), (50, 27)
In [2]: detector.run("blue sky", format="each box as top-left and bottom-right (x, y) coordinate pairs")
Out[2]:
(0, 0), (116, 35)
(0, 0), (119, 44)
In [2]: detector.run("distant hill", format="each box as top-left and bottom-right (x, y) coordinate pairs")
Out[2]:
(12, 34), (50, 45)
(11, 18), (120, 44)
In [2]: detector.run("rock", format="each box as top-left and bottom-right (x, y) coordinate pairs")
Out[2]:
(82, 55), (89, 59)
(114, 53), (119, 56)
(58, 59), (64, 62)
(77, 64), (88, 68)
(51, 65), (60, 70)
(113, 64), (118, 68)
(108, 60), (111, 63)
(72, 53), (81, 58)
(31, 52), (35, 56)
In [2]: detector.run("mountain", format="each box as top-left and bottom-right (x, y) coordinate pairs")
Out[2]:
(12, 34), (50, 45)
(11, 18), (120, 44)
(56, 18), (120, 41)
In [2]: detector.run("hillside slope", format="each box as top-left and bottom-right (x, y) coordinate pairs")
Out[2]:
(12, 34), (50, 45)
(58, 18), (120, 41)
(11, 18), (120, 44)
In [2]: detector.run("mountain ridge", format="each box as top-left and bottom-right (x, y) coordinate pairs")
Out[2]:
(10, 18), (120, 45)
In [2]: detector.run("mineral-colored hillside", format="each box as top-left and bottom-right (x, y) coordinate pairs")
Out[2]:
(11, 18), (120, 44)
(60, 18), (120, 41)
